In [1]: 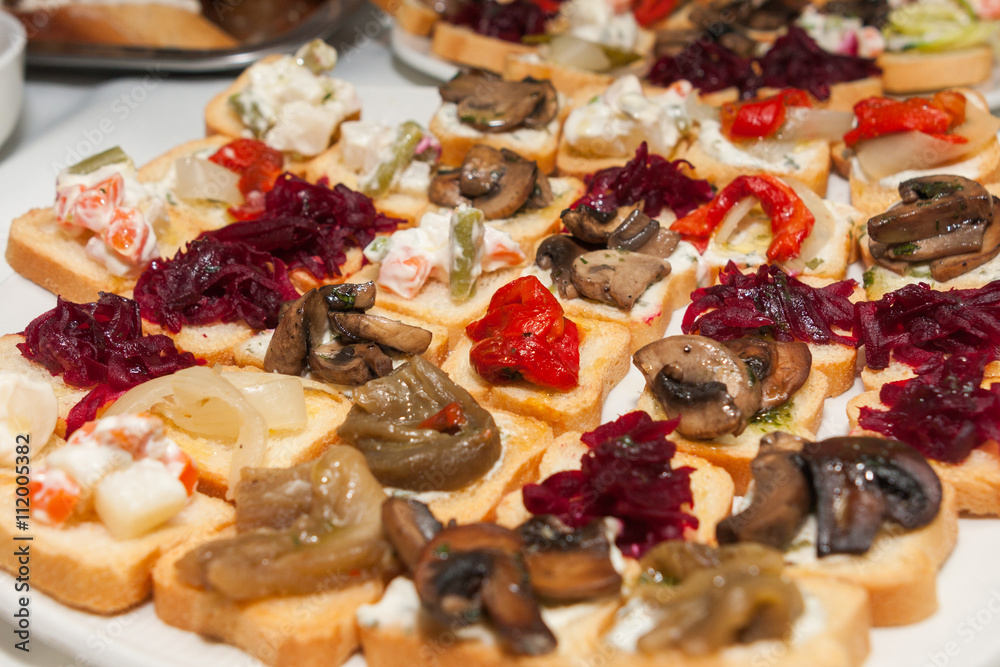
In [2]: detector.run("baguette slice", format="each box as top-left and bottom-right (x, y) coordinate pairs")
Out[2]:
(877, 46), (993, 95)
(637, 370), (831, 494)
(372, 0), (440, 36)
(12, 4), (237, 49)
(429, 102), (561, 174)
(494, 433), (735, 547)
(153, 529), (384, 667)
(684, 126), (831, 195)
(847, 91), (1000, 219)
(0, 480), (233, 614)
(430, 21), (539, 74)
(358, 575), (870, 667)
(784, 484), (958, 627)
(442, 318), (632, 435)
(847, 380), (1000, 517)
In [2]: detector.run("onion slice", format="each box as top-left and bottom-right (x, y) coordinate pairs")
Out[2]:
(779, 108), (855, 143)
(854, 102), (1000, 180)
(783, 178), (837, 275)
(220, 371), (308, 431)
(106, 366), (268, 499)
(173, 156), (244, 205)
(714, 196), (759, 245)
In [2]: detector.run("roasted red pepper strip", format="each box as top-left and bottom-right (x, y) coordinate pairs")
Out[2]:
(843, 91), (969, 148)
(208, 138), (284, 221)
(670, 175), (815, 262)
(720, 88), (813, 141)
(418, 402), (467, 435)
(634, 0), (677, 26)
(467, 276), (580, 390)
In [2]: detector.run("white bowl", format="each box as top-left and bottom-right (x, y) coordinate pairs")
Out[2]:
(0, 10), (25, 148)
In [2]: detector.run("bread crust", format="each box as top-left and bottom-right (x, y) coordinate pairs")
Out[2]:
(430, 22), (539, 74)
(153, 530), (384, 667)
(877, 46), (994, 94)
(0, 482), (234, 614)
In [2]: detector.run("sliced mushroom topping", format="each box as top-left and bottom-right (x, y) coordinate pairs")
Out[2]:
(870, 222), (987, 262)
(330, 312), (433, 355)
(427, 170), (470, 208)
(454, 79), (557, 133)
(263, 289), (319, 375)
(381, 497), (442, 573)
(633, 336), (762, 439)
(460, 145), (506, 198)
(525, 166), (554, 209)
(517, 516), (622, 603)
(561, 205), (617, 245)
(638, 541), (786, 589)
(352, 342), (394, 377)
(473, 160), (538, 219)
(325, 281), (377, 312)
(414, 522), (556, 655)
(535, 235), (593, 299)
(570, 249), (670, 310)
(722, 338), (812, 411)
(805, 436), (942, 556)
(607, 209), (659, 251)
(716, 444), (811, 549)
(869, 176), (993, 244)
(309, 343), (375, 385)
(930, 202), (1000, 281)
(439, 69), (501, 103)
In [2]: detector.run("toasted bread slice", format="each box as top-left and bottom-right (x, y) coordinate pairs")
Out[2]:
(429, 102), (561, 174)
(442, 318), (632, 435)
(372, 0), (440, 36)
(861, 357), (1000, 392)
(877, 46), (993, 95)
(783, 484), (958, 627)
(0, 480), (233, 614)
(493, 432), (735, 547)
(13, 4), (237, 49)
(153, 529), (384, 667)
(847, 380), (1000, 517)
(637, 370), (831, 494)
(684, 123), (831, 195)
(847, 91), (1000, 219)
(357, 574), (870, 667)
(429, 21), (539, 74)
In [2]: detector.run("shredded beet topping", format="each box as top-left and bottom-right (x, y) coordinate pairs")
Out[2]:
(450, 0), (548, 42)
(17, 293), (197, 434)
(648, 28), (880, 101)
(647, 40), (753, 94)
(201, 174), (401, 281)
(859, 353), (1000, 463)
(134, 239), (299, 334)
(682, 262), (859, 346)
(572, 142), (715, 219)
(858, 281), (1000, 371)
(522, 411), (697, 559)
(748, 26), (881, 100)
